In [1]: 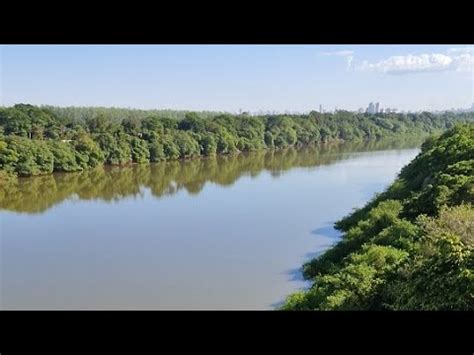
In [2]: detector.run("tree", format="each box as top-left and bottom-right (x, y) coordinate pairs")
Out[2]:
(178, 113), (205, 132)
(48, 141), (82, 172)
(199, 133), (217, 156)
(74, 134), (105, 168)
(148, 139), (166, 162)
(130, 137), (150, 163)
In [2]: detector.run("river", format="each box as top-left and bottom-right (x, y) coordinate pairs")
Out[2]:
(0, 139), (421, 309)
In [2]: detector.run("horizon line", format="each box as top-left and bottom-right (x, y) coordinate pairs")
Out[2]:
(1, 103), (474, 115)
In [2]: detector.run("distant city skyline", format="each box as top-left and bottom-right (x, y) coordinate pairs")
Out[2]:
(1, 45), (473, 113)
(1, 102), (473, 116)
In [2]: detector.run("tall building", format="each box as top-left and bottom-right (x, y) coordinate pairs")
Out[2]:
(367, 102), (375, 114)
(320, 104), (323, 113)
(375, 102), (380, 114)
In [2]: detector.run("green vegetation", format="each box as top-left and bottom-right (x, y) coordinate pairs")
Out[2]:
(1, 104), (472, 177)
(0, 138), (423, 214)
(282, 124), (474, 310)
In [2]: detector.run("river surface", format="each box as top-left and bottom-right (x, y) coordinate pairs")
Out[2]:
(0, 139), (421, 309)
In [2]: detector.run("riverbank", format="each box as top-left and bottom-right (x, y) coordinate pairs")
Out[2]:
(2, 104), (471, 178)
(1, 133), (429, 180)
(1, 139), (424, 214)
(282, 124), (474, 310)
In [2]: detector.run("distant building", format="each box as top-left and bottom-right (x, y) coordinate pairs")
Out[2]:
(380, 108), (384, 114)
(367, 102), (375, 114)
(375, 102), (380, 114)
(471, 103), (474, 111)
(319, 104), (323, 113)
(358, 108), (364, 113)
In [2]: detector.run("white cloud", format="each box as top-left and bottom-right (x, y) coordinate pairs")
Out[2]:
(455, 53), (474, 72)
(323, 50), (354, 57)
(354, 51), (473, 75)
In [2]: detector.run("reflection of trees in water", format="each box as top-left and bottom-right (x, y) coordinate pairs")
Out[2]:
(0, 137), (423, 214)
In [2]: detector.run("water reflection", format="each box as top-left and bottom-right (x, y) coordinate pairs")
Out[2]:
(1, 138), (423, 214)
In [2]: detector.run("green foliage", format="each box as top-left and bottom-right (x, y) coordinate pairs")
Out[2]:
(288, 245), (408, 310)
(215, 128), (238, 154)
(264, 131), (274, 148)
(148, 138), (166, 162)
(2, 136), (54, 176)
(303, 199), (403, 278)
(199, 133), (217, 156)
(383, 206), (474, 310)
(86, 114), (113, 133)
(141, 116), (164, 136)
(173, 131), (201, 159)
(178, 113), (206, 132)
(161, 134), (180, 160)
(73, 134), (105, 168)
(422, 204), (474, 247)
(48, 141), (82, 172)
(0, 136), (19, 171)
(1, 104), (473, 177)
(284, 124), (474, 310)
(95, 133), (131, 165)
(130, 137), (150, 164)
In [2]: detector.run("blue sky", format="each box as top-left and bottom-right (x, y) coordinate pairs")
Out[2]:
(1, 45), (472, 113)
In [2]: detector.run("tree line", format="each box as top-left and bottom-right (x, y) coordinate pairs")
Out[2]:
(282, 123), (474, 310)
(1, 104), (473, 177)
(1, 138), (423, 214)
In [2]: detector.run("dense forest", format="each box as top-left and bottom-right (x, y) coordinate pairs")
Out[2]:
(282, 124), (474, 310)
(1, 104), (473, 178)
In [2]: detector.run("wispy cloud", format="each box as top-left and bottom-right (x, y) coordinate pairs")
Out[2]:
(323, 50), (354, 70)
(351, 49), (474, 75)
(323, 50), (354, 57)
(346, 55), (354, 69)
(447, 47), (474, 54)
